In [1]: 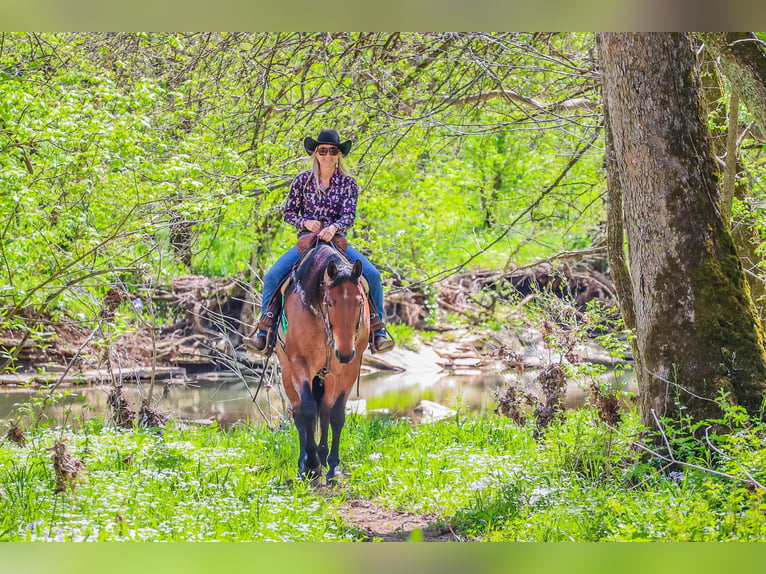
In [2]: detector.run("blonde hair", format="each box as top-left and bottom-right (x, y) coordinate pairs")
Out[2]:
(310, 153), (351, 189)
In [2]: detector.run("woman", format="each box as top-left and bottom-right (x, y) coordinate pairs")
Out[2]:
(249, 128), (394, 354)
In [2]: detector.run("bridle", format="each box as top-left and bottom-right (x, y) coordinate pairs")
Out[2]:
(318, 275), (365, 374)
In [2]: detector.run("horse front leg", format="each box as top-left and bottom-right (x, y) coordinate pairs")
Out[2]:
(294, 381), (322, 481)
(327, 393), (347, 484)
(317, 404), (330, 469)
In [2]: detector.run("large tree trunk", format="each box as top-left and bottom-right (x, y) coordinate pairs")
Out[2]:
(598, 33), (766, 425)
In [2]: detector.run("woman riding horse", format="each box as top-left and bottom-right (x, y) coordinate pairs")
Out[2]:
(249, 128), (394, 355)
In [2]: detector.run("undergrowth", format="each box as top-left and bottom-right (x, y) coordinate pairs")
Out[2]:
(2, 400), (766, 541)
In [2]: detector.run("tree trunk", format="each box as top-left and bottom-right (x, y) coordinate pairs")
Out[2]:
(603, 100), (643, 386)
(603, 103), (636, 333)
(598, 32), (766, 425)
(698, 47), (766, 319)
(698, 33), (766, 136)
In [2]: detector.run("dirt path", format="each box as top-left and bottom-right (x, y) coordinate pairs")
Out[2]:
(340, 499), (458, 541)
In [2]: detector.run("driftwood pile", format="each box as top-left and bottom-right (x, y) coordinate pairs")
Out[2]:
(0, 275), (257, 385)
(389, 260), (617, 328)
(148, 275), (252, 367)
(1, 259), (617, 384)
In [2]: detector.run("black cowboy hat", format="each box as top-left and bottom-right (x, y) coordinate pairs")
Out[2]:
(303, 129), (352, 156)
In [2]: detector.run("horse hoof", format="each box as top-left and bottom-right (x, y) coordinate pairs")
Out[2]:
(300, 466), (323, 485)
(326, 468), (343, 486)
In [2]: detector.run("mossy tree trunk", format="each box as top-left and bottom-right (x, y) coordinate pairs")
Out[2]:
(698, 46), (766, 320)
(698, 33), (766, 136)
(598, 33), (766, 425)
(698, 34), (766, 320)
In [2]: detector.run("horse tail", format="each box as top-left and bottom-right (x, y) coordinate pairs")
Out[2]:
(312, 374), (325, 402)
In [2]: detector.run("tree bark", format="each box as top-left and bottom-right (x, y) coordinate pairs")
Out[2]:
(698, 48), (766, 318)
(603, 99), (643, 386)
(598, 32), (766, 425)
(603, 103), (636, 333)
(699, 33), (766, 136)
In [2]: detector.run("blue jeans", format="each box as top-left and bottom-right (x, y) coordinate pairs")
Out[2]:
(260, 244), (385, 324)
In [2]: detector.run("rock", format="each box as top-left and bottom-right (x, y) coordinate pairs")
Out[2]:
(346, 399), (367, 415)
(436, 357), (483, 369)
(413, 400), (456, 423)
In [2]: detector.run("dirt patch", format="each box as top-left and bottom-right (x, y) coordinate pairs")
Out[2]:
(340, 499), (458, 541)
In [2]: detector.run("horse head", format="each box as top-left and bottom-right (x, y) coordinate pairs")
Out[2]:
(323, 258), (364, 364)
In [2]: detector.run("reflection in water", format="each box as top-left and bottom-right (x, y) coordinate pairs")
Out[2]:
(0, 367), (636, 427)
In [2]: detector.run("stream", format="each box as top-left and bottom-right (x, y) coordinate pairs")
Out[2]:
(0, 338), (636, 427)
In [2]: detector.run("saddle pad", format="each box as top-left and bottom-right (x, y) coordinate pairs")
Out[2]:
(276, 301), (288, 349)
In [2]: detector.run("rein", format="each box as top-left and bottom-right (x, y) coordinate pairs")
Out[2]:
(317, 276), (365, 379)
(288, 240), (367, 394)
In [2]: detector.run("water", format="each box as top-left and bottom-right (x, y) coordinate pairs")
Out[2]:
(0, 371), (495, 426)
(0, 364), (636, 427)
(0, 336), (636, 426)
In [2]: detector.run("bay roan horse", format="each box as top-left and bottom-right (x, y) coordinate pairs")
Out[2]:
(276, 242), (370, 483)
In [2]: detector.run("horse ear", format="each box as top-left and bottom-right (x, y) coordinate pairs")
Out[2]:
(352, 260), (363, 279)
(326, 261), (338, 281)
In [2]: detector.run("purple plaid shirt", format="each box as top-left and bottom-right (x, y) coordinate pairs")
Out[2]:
(284, 170), (358, 235)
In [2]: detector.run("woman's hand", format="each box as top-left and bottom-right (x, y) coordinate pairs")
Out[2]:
(318, 224), (337, 242)
(303, 219), (322, 233)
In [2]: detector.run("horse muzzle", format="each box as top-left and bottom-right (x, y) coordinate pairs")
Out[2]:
(335, 349), (356, 364)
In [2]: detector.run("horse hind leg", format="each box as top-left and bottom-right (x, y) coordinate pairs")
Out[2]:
(317, 408), (330, 468)
(312, 374), (325, 402)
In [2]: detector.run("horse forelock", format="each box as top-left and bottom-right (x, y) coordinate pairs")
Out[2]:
(292, 244), (355, 310)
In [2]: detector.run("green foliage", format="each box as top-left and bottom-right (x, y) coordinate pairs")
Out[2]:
(3, 402), (766, 541)
(0, 32), (605, 333)
(0, 421), (348, 541)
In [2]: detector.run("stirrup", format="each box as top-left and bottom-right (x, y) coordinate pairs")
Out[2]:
(369, 312), (385, 333)
(244, 332), (271, 356)
(370, 326), (395, 354)
(246, 313), (276, 355)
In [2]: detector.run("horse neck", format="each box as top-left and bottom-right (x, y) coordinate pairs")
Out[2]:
(293, 244), (345, 312)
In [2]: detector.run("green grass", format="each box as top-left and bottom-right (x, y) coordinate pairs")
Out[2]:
(364, 386), (439, 412)
(2, 408), (766, 541)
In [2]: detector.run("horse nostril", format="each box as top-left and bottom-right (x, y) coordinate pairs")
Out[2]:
(336, 350), (355, 364)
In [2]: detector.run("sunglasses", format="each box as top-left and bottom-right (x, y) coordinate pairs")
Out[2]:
(316, 147), (340, 156)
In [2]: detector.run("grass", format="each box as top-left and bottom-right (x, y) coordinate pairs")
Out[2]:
(2, 405), (766, 541)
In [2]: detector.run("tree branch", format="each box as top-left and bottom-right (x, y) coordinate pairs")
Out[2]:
(399, 126), (602, 292)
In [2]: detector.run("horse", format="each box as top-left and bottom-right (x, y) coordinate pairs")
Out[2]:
(275, 241), (370, 483)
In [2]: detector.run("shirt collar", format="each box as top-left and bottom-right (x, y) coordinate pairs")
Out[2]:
(317, 170), (341, 191)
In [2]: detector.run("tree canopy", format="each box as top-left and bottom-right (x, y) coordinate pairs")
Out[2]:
(0, 33), (604, 322)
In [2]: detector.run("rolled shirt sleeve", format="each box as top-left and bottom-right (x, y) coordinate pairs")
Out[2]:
(284, 173), (308, 231)
(332, 177), (357, 235)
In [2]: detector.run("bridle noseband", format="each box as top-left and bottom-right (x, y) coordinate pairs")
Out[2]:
(320, 278), (364, 346)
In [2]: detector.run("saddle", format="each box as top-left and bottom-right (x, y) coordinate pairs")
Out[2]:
(256, 235), (377, 345)
(289, 234), (368, 298)
(297, 231), (348, 255)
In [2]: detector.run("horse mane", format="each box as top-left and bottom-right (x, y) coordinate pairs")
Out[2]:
(292, 243), (357, 311)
